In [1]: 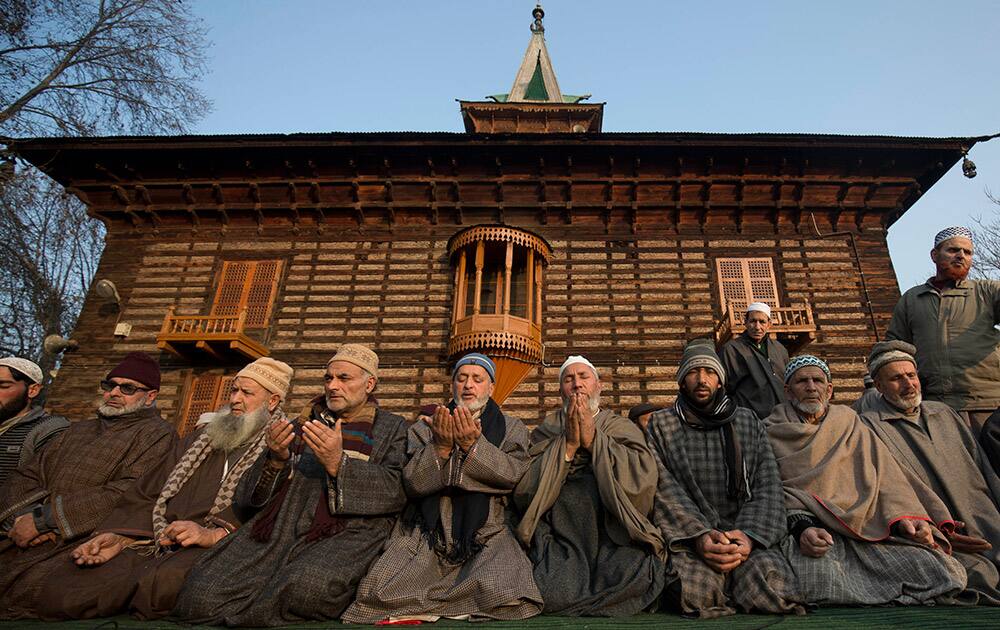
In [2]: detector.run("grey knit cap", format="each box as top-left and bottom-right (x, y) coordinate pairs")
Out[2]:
(676, 339), (725, 386)
(867, 340), (917, 378)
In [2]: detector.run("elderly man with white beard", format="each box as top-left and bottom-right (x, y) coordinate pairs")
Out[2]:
(767, 355), (974, 606)
(860, 341), (1000, 605)
(175, 344), (409, 626)
(344, 353), (542, 624)
(33, 357), (294, 620)
(0, 352), (176, 620)
(513, 355), (665, 617)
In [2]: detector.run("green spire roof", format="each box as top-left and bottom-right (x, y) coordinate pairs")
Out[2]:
(493, 4), (588, 104)
(523, 58), (549, 101)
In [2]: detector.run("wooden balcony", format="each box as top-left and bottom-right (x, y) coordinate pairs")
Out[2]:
(714, 303), (817, 352)
(156, 306), (269, 361)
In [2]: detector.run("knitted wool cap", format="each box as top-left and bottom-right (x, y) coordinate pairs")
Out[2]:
(934, 226), (973, 248)
(0, 357), (43, 384)
(107, 351), (161, 390)
(676, 339), (725, 386)
(867, 340), (917, 378)
(784, 355), (831, 384)
(453, 353), (496, 382)
(559, 355), (599, 381)
(327, 344), (379, 378)
(236, 357), (294, 400)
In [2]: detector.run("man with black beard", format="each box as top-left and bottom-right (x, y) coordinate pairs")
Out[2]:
(887, 226), (1000, 434)
(0, 351), (176, 619)
(33, 357), (293, 620)
(514, 356), (665, 617)
(646, 340), (804, 618)
(860, 341), (1000, 604)
(0, 357), (68, 487)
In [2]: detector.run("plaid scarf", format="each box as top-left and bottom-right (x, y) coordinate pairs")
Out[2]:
(250, 403), (376, 543)
(150, 408), (278, 543)
(675, 389), (750, 502)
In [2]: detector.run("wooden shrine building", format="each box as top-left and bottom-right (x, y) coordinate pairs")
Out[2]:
(10, 5), (978, 430)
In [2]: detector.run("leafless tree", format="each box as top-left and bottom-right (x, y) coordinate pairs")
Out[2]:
(0, 0), (211, 378)
(971, 189), (1000, 280)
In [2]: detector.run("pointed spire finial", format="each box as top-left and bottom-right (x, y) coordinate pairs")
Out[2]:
(531, 4), (545, 34)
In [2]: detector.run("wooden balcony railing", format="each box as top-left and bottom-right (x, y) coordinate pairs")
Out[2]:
(714, 303), (817, 352)
(157, 306), (269, 361)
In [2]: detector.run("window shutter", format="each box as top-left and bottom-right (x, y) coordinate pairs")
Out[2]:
(715, 258), (779, 316)
(245, 260), (282, 327)
(212, 261), (251, 318)
(179, 374), (237, 437)
(180, 374), (221, 437)
(210, 260), (282, 328)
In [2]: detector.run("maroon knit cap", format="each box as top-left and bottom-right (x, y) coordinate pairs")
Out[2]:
(106, 352), (161, 390)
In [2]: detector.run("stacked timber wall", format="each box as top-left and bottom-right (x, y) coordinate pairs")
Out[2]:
(47, 219), (903, 428)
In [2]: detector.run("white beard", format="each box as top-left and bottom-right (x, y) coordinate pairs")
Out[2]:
(454, 393), (489, 412)
(884, 390), (922, 413)
(98, 398), (148, 418)
(562, 393), (601, 415)
(791, 398), (827, 418)
(203, 405), (271, 452)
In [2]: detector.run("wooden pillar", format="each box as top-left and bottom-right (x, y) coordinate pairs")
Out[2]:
(526, 249), (535, 322)
(534, 259), (544, 327)
(473, 240), (484, 315)
(503, 241), (513, 315)
(453, 249), (467, 325)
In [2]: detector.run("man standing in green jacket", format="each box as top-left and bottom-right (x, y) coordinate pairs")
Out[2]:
(886, 226), (1000, 434)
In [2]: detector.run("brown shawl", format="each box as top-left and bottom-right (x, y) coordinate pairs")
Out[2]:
(514, 408), (664, 559)
(766, 402), (957, 547)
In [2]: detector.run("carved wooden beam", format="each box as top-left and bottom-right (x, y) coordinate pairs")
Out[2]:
(94, 162), (122, 182)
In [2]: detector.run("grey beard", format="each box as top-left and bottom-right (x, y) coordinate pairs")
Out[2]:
(562, 393), (601, 415)
(454, 392), (489, 412)
(791, 398), (827, 418)
(98, 398), (148, 418)
(884, 390), (922, 413)
(204, 405), (271, 452)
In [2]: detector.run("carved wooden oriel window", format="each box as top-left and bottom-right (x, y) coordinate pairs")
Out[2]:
(211, 260), (283, 328)
(715, 257), (780, 315)
(177, 373), (234, 436)
(447, 225), (552, 403)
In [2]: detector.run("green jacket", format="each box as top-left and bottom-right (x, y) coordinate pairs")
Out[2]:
(886, 278), (1000, 411)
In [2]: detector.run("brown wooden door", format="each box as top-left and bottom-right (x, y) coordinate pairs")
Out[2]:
(211, 260), (283, 328)
(715, 257), (779, 316)
(178, 374), (235, 436)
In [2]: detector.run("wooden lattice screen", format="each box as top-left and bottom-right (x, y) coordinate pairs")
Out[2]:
(715, 258), (780, 316)
(211, 260), (283, 328)
(178, 374), (235, 437)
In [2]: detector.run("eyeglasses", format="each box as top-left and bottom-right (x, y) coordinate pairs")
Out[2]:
(99, 379), (151, 396)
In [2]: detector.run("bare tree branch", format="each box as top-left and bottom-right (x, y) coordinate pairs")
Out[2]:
(0, 0), (210, 379)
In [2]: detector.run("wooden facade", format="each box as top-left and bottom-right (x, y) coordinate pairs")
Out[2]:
(7, 7), (978, 430)
(11, 131), (973, 429)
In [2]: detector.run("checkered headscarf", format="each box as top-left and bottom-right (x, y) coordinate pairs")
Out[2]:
(784, 355), (831, 383)
(934, 226), (973, 248)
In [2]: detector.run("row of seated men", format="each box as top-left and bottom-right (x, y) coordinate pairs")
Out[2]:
(1, 330), (1000, 626)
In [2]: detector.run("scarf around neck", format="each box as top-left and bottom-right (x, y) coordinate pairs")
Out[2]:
(151, 408), (277, 544)
(250, 402), (376, 544)
(405, 397), (506, 565)
(675, 389), (749, 501)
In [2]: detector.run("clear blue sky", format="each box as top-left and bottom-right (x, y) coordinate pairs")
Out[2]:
(191, 1), (1000, 290)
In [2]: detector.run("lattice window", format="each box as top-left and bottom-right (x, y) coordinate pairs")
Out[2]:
(211, 260), (282, 328)
(178, 374), (235, 436)
(715, 257), (779, 316)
